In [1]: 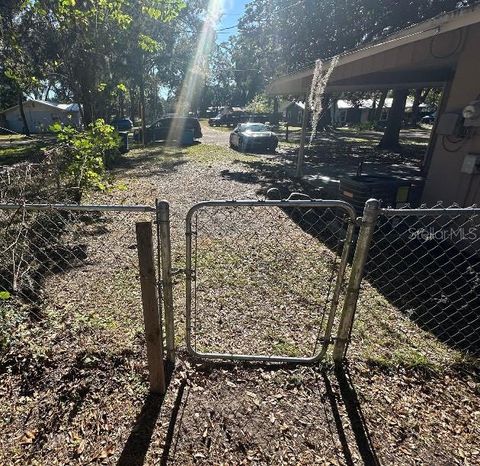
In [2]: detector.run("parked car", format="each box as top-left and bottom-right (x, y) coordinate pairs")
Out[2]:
(209, 112), (244, 127)
(229, 123), (278, 152)
(111, 118), (133, 131)
(134, 117), (202, 144)
(209, 112), (271, 127)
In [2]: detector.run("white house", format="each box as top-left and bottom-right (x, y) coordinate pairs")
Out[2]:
(0, 100), (82, 134)
(281, 97), (429, 126)
(333, 97), (427, 125)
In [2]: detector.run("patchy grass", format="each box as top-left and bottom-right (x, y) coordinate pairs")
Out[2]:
(0, 142), (44, 165)
(0, 134), (28, 141)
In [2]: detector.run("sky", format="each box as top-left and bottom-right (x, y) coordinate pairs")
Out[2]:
(216, 0), (248, 43)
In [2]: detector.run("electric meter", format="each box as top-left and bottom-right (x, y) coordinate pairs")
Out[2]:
(463, 100), (480, 126)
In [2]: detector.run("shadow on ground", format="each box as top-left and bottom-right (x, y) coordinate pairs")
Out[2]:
(117, 364), (178, 466)
(117, 361), (381, 465)
(112, 143), (188, 178)
(221, 129), (478, 357)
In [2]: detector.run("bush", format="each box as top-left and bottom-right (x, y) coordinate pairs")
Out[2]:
(51, 119), (120, 194)
(245, 93), (273, 114)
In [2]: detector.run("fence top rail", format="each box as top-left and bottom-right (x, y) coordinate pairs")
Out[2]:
(0, 203), (157, 213)
(380, 207), (480, 217)
(185, 199), (357, 224)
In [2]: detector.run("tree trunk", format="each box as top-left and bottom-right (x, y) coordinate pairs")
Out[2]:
(411, 88), (431, 125)
(316, 95), (332, 130)
(18, 92), (30, 136)
(378, 88), (408, 151)
(374, 90), (388, 122)
(368, 94), (378, 120)
(140, 77), (146, 146)
(129, 87), (136, 122)
(272, 97), (279, 125)
(410, 89), (422, 125)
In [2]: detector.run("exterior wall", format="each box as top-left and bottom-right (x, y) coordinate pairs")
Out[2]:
(422, 24), (480, 206)
(4, 101), (81, 133)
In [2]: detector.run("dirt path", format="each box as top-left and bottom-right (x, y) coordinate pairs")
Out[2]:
(1, 141), (479, 465)
(199, 121), (231, 146)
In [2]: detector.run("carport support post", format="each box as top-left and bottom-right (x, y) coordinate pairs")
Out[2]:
(333, 199), (380, 363)
(157, 200), (175, 364)
(136, 222), (166, 394)
(296, 96), (309, 178)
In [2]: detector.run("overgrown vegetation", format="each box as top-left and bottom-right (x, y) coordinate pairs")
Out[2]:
(51, 119), (120, 194)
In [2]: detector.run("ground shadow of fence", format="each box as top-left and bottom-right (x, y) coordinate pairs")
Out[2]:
(265, 193), (480, 357)
(364, 218), (480, 356)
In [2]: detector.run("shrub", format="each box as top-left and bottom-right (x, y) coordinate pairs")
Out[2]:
(51, 119), (120, 194)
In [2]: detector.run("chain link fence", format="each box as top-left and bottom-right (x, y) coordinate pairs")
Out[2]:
(185, 200), (356, 363)
(0, 203), (156, 361)
(348, 203), (480, 365)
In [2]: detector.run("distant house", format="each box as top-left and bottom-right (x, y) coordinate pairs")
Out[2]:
(282, 101), (306, 126)
(281, 97), (429, 127)
(333, 97), (428, 125)
(0, 100), (82, 134)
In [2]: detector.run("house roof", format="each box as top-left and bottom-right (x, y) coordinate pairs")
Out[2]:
(1, 99), (81, 114)
(267, 2), (480, 96)
(281, 101), (306, 111)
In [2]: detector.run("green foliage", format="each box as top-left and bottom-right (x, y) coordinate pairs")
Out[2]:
(51, 119), (120, 191)
(228, 0), (474, 100)
(245, 94), (273, 114)
(0, 291), (11, 300)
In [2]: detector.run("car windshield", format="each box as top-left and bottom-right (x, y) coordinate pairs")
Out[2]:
(241, 124), (267, 132)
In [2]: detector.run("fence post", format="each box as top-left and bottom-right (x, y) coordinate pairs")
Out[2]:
(157, 200), (175, 364)
(333, 199), (380, 363)
(136, 222), (166, 394)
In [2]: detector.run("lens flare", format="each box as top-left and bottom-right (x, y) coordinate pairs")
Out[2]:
(167, 0), (224, 145)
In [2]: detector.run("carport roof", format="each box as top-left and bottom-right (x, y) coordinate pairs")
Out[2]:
(266, 3), (480, 96)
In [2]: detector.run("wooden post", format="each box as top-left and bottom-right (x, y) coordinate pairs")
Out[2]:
(136, 222), (166, 394)
(296, 96), (309, 178)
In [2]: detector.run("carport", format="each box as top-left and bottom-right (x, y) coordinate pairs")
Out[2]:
(267, 4), (480, 206)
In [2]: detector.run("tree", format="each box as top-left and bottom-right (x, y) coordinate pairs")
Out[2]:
(228, 0), (474, 104)
(378, 89), (408, 151)
(374, 90), (388, 123)
(411, 88), (431, 125)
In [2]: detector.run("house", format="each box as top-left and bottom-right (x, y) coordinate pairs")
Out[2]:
(334, 97), (428, 125)
(281, 97), (428, 126)
(281, 101), (306, 125)
(0, 100), (82, 134)
(267, 3), (480, 206)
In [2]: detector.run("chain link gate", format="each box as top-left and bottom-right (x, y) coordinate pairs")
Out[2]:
(184, 199), (356, 363)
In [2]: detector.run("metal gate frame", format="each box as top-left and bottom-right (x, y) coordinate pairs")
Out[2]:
(185, 199), (356, 363)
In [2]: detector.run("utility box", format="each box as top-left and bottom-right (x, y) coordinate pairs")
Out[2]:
(339, 175), (412, 214)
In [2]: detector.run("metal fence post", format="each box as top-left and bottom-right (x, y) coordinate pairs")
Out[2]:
(333, 199), (380, 363)
(157, 200), (175, 364)
(136, 222), (166, 394)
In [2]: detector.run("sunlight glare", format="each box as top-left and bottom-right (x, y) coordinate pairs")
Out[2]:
(167, 0), (225, 145)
